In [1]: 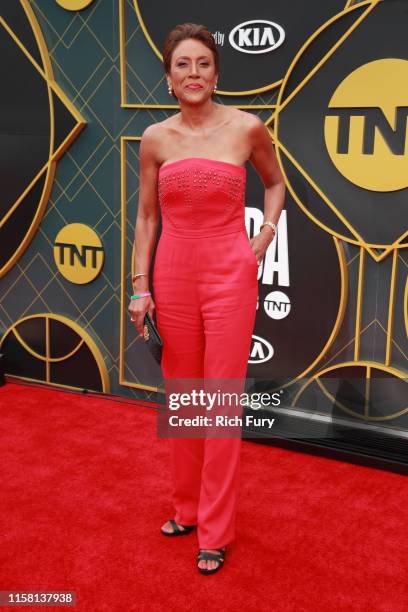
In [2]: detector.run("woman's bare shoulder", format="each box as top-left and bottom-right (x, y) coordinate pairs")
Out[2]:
(141, 115), (180, 159)
(139, 119), (169, 165)
(235, 110), (270, 150)
(142, 114), (181, 139)
(232, 108), (264, 130)
(224, 107), (263, 141)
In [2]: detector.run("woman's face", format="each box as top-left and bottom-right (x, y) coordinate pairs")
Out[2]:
(167, 38), (218, 102)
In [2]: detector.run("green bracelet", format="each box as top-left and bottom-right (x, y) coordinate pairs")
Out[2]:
(131, 291), (151, 300)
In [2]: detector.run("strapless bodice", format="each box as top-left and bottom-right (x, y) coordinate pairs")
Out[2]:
(158, 157), (247, 237)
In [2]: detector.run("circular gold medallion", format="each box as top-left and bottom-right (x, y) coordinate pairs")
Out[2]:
(55, 0), (95, 11)
(54, 223), (104, 284)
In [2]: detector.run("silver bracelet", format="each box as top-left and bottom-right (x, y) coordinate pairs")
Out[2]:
(132, 273), (147, 282)
(260, 221), (277, 235)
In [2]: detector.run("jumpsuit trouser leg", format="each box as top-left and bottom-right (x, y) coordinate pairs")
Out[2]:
(154, 227), (258, 549)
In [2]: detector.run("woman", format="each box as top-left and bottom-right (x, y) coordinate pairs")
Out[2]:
(128, 22), (285, 575)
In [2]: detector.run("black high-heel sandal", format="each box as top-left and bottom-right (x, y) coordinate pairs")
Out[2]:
(197, 547), (226, 575)
(161, 518), (197, 536)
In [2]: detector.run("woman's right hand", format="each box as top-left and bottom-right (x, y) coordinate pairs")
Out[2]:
(128, 294), (156, 337)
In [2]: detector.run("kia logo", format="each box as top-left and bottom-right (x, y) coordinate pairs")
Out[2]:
(229, 19), (285, 54)
(249, 334), (274, 364)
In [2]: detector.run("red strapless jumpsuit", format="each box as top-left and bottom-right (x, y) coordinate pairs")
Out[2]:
(153, 157), (258, 549)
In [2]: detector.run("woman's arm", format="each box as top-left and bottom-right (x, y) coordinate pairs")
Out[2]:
(128, 124), (160, 334)
(247, 115), (286, 258)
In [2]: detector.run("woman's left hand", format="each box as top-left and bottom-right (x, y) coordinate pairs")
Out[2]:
(250, 229), (275, 265)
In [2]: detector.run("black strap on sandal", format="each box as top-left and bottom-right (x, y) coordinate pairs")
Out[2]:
(169, 519), (184, 534)
(167, 519), (196, 534)
(197, 548), (225, 562)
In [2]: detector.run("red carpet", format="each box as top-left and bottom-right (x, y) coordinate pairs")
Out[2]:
(0, 381), (407, 612)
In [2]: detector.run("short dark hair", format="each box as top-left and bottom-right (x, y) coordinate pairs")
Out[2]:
(163, 23), (219, 99)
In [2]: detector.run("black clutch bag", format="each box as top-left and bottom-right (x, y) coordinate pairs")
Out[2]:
(143, 313), (163, 365)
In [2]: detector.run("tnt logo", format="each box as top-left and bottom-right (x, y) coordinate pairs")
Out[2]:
(264, 291), (291, 320)
(54, 223), (104, 284)
(324, 59), (408, 192)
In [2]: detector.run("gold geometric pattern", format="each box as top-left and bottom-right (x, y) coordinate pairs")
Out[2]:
(0, 0), (85, 277)
(292, 361), (407, 420)
(0, 0), (147, 400)
(1, 0), (405, 420)
(267, 0), (408, 421)
(272, 0), (408, 262)
(1, 312), (109, 392)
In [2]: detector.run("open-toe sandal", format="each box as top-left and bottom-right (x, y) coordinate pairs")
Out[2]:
(197, 547), (226, 575)
(161, 518), (197, 536)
